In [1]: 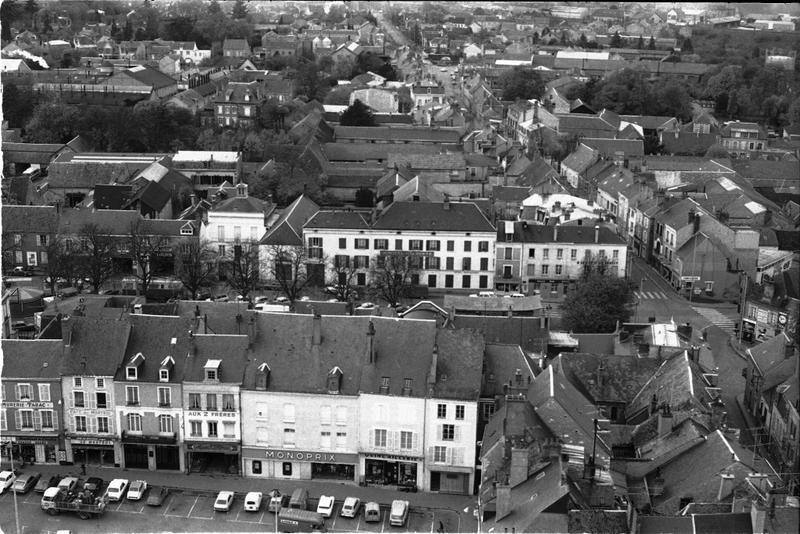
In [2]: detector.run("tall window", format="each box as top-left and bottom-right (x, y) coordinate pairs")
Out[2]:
(308, 237), (323, 259)
(17, 384), (31, 400)
(75, 416), (87, 432)
(541, 265), (549, 275)
(426, 240), (440, 251)
(400, 431), (413, 449)
(434, 446), (447, 463)
(478, 241), (489, 252)
(127, 413), (142, 432)
(336, 432), (347, 449)
(374, 428), (387, 447)
(283, 404), (295, 423)
(456, 405), (465, 420)
(97, 417), (109, 433)
(542, 248), (549, 260)
(283, 428), (296, 447)
(447, 240), (454, 251)
(207, 421), (218, 437)
(158, 387), (171, 407)
(557, 249), (563, 260)
(555, 265), (563, 275)
(320, 405), (331, 425)
(126, 386), (139, 405)
(159, 415), (173, 433)
(96, 392), (107, 409)
(20, 410), (33, 428)
(320, 431), (331, 449)
(355, 238), (369, 249)
(222, 394), (234, 411)
(74, 391), (85, 408)
(41, 410), (54, 429)
(409, 240), (423, 251)
(189, 393), (201, 409)
(190, 421), (202, 437)
(38, 384), (51, 402)
(206, 394), (217, 411)
(442, 424), (455, 441)
(437, 404), (447, 418)
(464, 241), (472, 252)
(462, 258), (471, 271)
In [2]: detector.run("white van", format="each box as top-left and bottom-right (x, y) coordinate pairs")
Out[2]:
(389, 500), (409, 527)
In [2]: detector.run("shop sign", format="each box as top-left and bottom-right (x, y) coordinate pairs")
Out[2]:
(14, 438), (52, 445)
(680, 276), (700, 282)
(71, 438), (114, 446)
(186, 410), (237, 418)
(778, 314), (787, 325)
(365, 453), (421, 462)
(756, 308), (769, 323)
(253, 448), (357, 464)
(2, 401), (53, 409)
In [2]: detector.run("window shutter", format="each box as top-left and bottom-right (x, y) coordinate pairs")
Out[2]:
(371, 428), (376, 447)
(412, 433), (419, 450)
(16, 384), (22, 400)
(33, 411), (42, 430)
(438, 425), (443, 441)
(388, 430), (395, 450)
(15, 411), (22, 430)
(52, 411), (59, 430)
(39, 384), (50, 402)
(88, 417), (97, 434)
(453, 447), (464, 465)
(427, 446), (434, 462)
(512, 248), (521, 260)
(455, 426), (462, 442)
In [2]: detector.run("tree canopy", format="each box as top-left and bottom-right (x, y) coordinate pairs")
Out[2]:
(561, 271), (635, 333)
(340, 99), (377, 126)
(498, 67), (544, 101)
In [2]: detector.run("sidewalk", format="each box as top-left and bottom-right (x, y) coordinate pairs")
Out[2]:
(13, 462), (477, 515)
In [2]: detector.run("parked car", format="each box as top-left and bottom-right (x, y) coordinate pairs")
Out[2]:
(364, 501), (381, 523)
(213, 294), (229, 302)
(244, 491), (263, 512)
(253, 296), (269, 304)
(316, 495), (335, 518)
(0, 471), (20, 494)
(340, 497), (361, 518)
(146, 486), (169, 506)
(82, 477), (104, 494)
(268, 489), (289, 512)
(12, 472), (41, 494)
(389, 500), (410, 527)
(35, 475), (59, 493)
(214, 491), (235, 512)
(106, 479), (129, 502)
(274, 296), (289, 304)
(126, 480), (147, 500)
(57, 477), (79, 493)
(356, 302), (376, 310)
(11, 266), (34, 276)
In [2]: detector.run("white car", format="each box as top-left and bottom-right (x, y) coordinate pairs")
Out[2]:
(317, 495), (335, 518)
(126, 480), (147, 500)
(214, 491), (235, 512)
(340, 496), (361, 518)
(356, 302), (376, 310)
(106, 479), (129, 502)
(244, 491), (263, 512)
(275, 296), (290, 304)
(57, 477), (79, 493)
(0, 471), (17, 493)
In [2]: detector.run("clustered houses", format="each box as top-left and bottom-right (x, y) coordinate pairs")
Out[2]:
(0, 311), (483, 495)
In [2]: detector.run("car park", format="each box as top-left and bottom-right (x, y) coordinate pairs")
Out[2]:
(340, 496), (361, 518)
(244, 491), (263, 512)
(268, 489), (289, 512)
(316, 495), (335, 517)
(364, 501), (381, 522)
(57, 477), (79, 493)
(0, 470), (19, 493)
(106, 479), (129, 502)
(289, 488), (308, 510)
(12, 472), (41, 494)
(214, 491), (235, 512)
(35, 475), (59, 493)
(146, 486), (169, 506)
(126, 480), (147, 500)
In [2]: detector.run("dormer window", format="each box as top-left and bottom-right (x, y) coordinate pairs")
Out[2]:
(126, 352), (144, 380)
(256, 362), (270, 390)
(402, 378), (413, 396)
(204, 359), (221, 382)
(379, 376), (390, 394)
(180, 223), (193, 236)
(328, 366), (343, 394)
(160, 355), (174, 382)
(160, 369), (169, 381)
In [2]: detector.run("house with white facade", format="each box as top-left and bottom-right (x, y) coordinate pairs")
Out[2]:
(61, 316), (132, 467)
(170, 150), (240, 196)
(410, 81), (446, 109)
(494, 221), (628, 295)
(303, 201), (496, 292)
(519, 193), (602, 225)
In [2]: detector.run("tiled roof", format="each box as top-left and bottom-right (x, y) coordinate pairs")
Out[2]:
(554, 353), (662, 405)
(626, 351), (709, 419)
(182, 334), (250, 383)
(1, 142), (66, 164)
(561, 144), (598, 174)
(260, 194), (319, 246)
(211, 194), (272, 214)
(391, 176), (445, 203)
(556, 114), (617, 135)
(1, 205), (59, 233)
(1, 339), (64, 379)
(372, 201), (495, 233)
(58, 208), (142, 236)
(747, 333), (793, 376)
(223, 38), (251, 51)
(492, 186), (531, 203)
(451, 315), (548, 352)
(60, 316), (132, 376)
(582, 137), (644, 157)
(304, 210), (369, 230)
(114, 314), (193, 383)
(501, 222), (625, 245)
(662, 131), (718, 156)
(334, 126), (462, 144)
(643, 156), (732, 172)
(322, 142), (440, 162)
(432, 328), (484, 400)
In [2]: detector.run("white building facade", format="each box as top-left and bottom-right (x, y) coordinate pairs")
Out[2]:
(423, 397), (478, 494)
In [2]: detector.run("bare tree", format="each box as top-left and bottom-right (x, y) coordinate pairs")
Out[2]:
(42, 235), (80, 296)
(173, 240), (218, 299)
(266, 244), (313, 303)
(76, 223), (117, 293)
(225, 240), (261, 299)
(369, 251), (423, 307)
(581, 251), (614, 279)
(127, 220), (169, 296)
(1, 229), (22, 270)
(327, 253), (359, 301)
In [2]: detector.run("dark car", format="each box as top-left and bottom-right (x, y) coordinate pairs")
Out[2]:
(83, 477), (104, 494)
(34, 475), (59, 493)
(267, 489), (290, 512)
(12, 472), (41, 494)
(146, 486), (170, 506)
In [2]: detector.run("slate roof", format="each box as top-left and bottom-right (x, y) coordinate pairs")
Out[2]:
(322, 142), (440, 162)
(451, 315), (548, 353)
(376, 165), (414, 198)
(46, 157), (158, 189)
(124, 65), (176, 90)
(619, 115), (677, 130)
(182, 334), (250, 384)
(58, 208), (142, 236)
(747, 333), (793, 376)
(1, 339), (64, 379)
(391, 176), (445, 203)
(334, 126), (462, 144)
(1, 142), (66, 164)
(557, 114), (617, 136)
(730, 159), (800, 187)
(502, 222), (625, 245)
(482, 344), (534, 397)
(626, 351), (710, 420)
(431, 328), (484, 400)
(490, 461), (570, 531)
(553, 353), (662, 405)
(1, 205), (59, 233)
(114, 314), (193, 383)
(60, 316), (132, 376)
(582, 137), (644, 157)
(372, 201), (495, 233)
(260, 194), (319, 246)
(643, 156), (732, 172)
(94, 184), (133, 209)
(492, 186), (531, 203)
(211, 194), (273, 214)
(561, 144), (598, 174)
(654, 197), (707, 231)
(304, 210), (370, 230)
(596, 167), (635, 198)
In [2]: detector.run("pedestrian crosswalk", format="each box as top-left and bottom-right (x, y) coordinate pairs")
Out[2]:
(635, 290), (670, 300)
(691, 306), (738, 335)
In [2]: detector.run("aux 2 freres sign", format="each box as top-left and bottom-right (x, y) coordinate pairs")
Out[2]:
(186, 411), (237, 418)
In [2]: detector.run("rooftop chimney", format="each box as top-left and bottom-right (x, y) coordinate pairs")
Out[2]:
(594, 225), (600, 243)
(657, 404), (673, 437)
(312, 313), (322, 346)
(718, 473), (735, 501)
(428, 343), (438, 386)
(688, 209), (695, 225)
(751, 500), (767, 534)
(366, 320), (376, 364)
(495, 480), (512, 520)
(693, 212), (701, 234)
(190, 193), (197, 207)
(61, 315), (73, 347)
(509, 446), (530, 487)
(553, 224), (559, 241)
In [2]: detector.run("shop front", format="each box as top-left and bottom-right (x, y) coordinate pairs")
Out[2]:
(185, 441), (240, 474)
(67, 436), (118, 467)
(1, 435), (61, 465)
(122, 432), (182, 471)
(362, 453), (421, 490)
(429, 467), (472, 494)
(242, 447), (358, 482)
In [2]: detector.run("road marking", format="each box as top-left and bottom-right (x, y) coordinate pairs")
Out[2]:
(691, 306), (737, 334)
(186, 495), (199, 518)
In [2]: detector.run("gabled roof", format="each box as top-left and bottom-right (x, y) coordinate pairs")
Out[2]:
(372, 201), (495, 233)
(376, 164), (414, 198)
(561, 143), (599, 174)
(431, 328), (484, 400)
(260, 194), (319, 246)
(304, 210), (370, 230)
(182, 334), (250, 384)
(391, 176), (445, 203)
(553, 353), (662, 405)
(582, 137), (644, 157)
(482, 344), (534, 397)
(386, 152), (466, 171)
(211, 194), (273, 214)
(222, 38), (251, 51)
(1, 339), (64, 379)
(60, 316), (132, 377)
(2, 205), (59, 233)
(501, 222), (625, 245)
(124, 65), (177, 90)
(94, 184), (133, 209)
(58, 208), (142, 236)
(114, 315), (192, 383)
(626, 351), (710, 419)
(747, 333), (793, 376)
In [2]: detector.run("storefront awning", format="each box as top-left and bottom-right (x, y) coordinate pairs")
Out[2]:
(184, 441), (240, 454)
(122, 431), (176, 445)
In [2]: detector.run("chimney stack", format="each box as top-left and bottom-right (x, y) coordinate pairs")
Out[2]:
(594, 225), (600, 243)
(657, 404), (673, 437)
(718, 473), (735, 501)
(751, 501), (767, 534)
(694, 212), (701, 234)
(428, 343), (438, 386)
(366, 320), (376, 364)
(312, 313), (322, 346)
(553, 224), (559, 241)
(61, 315), (73, 347)
(688, 209), (695, 225)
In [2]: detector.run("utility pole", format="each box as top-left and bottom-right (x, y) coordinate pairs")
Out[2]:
(11, 445), (21, 534)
